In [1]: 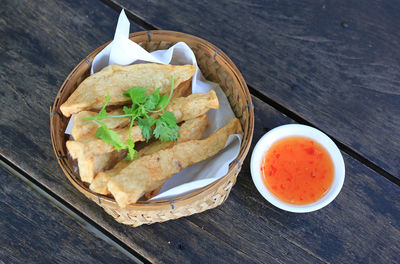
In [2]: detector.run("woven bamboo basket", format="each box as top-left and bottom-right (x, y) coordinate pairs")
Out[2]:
(50, 30), (254, 227)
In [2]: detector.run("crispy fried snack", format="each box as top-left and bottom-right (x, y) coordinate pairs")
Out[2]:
(60, 64), (196, 117)
(171, 78), (192, 99)
(71, 79), (193, 140)
(67, 90), (218, 183)
(71, 109), (129, 140)
(107, 118), (242, 208)
(161, 89), (218, 122)
(90, 114), (209, 195)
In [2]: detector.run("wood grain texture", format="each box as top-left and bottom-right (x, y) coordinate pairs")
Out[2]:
(0, 1), (284, 263)
(113, 0), (400, 177)
(0, 0), (399, 263)
(0, 166), (135, 264)
(187, 96), (400, 264)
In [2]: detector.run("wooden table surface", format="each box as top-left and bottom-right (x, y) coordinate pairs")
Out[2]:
(1, 0), (399, 263)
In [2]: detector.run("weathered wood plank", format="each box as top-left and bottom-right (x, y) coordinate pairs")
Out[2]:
(0, 0), (267, 263)
(113, 0), (400, 177)
(0, 0), (399, 263)
(0, 1), (296, 263)
(0, 166), (136, 264)
(188, 96), (400, 264)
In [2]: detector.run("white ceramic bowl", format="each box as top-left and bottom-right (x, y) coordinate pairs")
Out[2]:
(250, 124), (345, 213)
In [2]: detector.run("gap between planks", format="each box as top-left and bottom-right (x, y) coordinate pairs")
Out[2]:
(97, 0), (400, 188)
(99, 0), (157, 30)
(0, 155), (149, 264)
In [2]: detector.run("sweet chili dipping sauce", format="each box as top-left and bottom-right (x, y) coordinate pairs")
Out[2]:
(261, 136), (334, 205)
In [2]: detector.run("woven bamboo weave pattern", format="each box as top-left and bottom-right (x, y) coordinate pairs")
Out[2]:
(50, 30), (254, 227)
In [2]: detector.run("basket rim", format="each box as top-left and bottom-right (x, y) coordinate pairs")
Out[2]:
(50, 30), (254, 209)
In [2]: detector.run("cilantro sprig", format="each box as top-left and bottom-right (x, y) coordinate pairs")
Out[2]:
(83, 77), (179, 161)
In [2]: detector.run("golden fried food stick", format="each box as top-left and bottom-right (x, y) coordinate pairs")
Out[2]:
(162, 89), (218, 122)
(107, 118), (242, 208)
(69, 89), (218, 155)
(68, 124), (143, 171)
(71, 109), (129, 140)
(90, 114), (209, 195)
(67, 91), (218, 182)
(67, 90), (219, 183)
(60, 64), (196, 117)
(171, 78), (192, 99)
(71, 79), (193, 140)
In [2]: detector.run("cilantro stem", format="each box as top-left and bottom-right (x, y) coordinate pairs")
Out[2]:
(167, 76), (174, 104)
(128, 117), (134, 143)
(101, 92), (110, 112)
(99, 114), (133, 119)
(164, 76), (175, 111)
(83, 113), (136, 121)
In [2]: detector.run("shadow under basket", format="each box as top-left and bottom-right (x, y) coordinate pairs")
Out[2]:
(50, 30), (254, 227)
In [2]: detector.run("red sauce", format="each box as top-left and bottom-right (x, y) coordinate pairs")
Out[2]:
(261, 136), (334, 205)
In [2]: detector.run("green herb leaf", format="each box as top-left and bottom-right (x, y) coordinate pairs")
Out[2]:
(156, 94), (169, 110)
(160, 112), (178, 126)
(137, 116), (156, 141)
(123, 87), (147, 105)
(154, 112), (179, 142)
(152, 77), (174, 113)
(98, 92), (111, 118)
(122, 105), (136, 116)
(96, 122), (126, 151)
(143, 87), (161, 111)
(125, 139), (137, 161)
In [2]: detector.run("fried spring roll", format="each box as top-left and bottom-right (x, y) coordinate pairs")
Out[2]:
(107, 118), (242, 208)
(69, 90), (218, 156)
(60, 64), (196, 117)
(67, 90), (218, 183)
(90, 114), (209, 195)
(171, 78), (192, 99)
(71, 79), (193, 140)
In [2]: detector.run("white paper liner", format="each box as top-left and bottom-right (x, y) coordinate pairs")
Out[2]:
(65, 10), (242, 201)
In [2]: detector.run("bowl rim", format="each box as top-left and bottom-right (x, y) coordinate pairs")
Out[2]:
(50, 30), (254, 208)
(250, 124), (345, 213)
